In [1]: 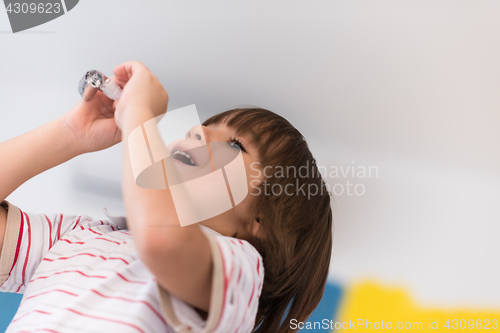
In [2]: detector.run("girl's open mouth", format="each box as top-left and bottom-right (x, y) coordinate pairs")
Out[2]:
(172, 150), (197, 166)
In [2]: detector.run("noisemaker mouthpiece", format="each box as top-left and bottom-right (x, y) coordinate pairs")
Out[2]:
(78, 70), (122, 101)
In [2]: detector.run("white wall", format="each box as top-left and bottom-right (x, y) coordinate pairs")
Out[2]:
(1, 0), (499, 308)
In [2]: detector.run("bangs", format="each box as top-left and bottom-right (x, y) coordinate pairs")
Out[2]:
(202, 108), (303, 165)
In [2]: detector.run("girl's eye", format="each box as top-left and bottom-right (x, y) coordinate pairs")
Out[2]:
(228, 138), (246, 153)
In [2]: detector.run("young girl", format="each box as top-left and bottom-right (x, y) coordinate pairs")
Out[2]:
(0, 61), (332, 333)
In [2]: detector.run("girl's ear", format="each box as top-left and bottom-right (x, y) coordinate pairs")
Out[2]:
(252, 216), (261, 237)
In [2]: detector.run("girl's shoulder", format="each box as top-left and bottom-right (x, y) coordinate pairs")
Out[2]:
(198, 224), (264, 284)
(198, 224), (263, 263)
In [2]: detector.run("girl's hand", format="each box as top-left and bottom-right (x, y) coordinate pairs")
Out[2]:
(112, 61), (169, 131)
(60, 88), (122, 155)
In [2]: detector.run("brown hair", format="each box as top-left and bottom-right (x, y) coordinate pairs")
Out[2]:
(203, 108), (333, 333)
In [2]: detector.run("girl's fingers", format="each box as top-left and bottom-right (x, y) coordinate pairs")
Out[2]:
(112, 62), (133, 87)
(112, 61), (147, 87)
(112, 68), (130, 88)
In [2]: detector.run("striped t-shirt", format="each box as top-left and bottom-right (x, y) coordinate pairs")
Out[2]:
(0, 200), (264, 333)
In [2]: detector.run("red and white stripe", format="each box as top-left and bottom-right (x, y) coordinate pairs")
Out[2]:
(1, 207), (264, 333)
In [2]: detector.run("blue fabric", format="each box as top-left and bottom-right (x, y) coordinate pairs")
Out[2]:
(0, 292), (22, 332)
(299, 282), (343, 332)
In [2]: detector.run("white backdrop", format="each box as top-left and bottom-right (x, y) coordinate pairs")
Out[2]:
(1, 0), (500, 309)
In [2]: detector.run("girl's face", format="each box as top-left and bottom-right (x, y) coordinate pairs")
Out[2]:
(165, 122), (262, 238)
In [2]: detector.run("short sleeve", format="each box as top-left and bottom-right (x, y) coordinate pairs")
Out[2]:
(0, 200), (92, 294)
(157, 225), (264, 333)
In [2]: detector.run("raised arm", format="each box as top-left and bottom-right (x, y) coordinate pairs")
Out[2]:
(0, 117), (79, 257)
(0, 89), (123, 258)
(0, 117), (79, 204)
(113, 62), (213, 313)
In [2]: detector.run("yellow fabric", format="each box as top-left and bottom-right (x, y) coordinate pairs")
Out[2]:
(337, 281), (500, 332)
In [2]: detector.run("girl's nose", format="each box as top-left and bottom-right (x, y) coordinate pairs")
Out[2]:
(186, 125), (206, 142)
